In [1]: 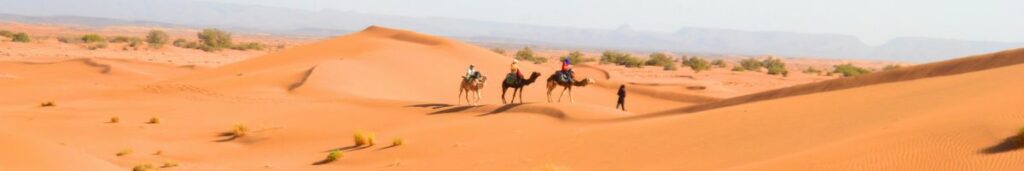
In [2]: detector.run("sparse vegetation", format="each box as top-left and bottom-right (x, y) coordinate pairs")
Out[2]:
(736, 58), (764, 72)
(172, 38), (188, 47)
(110, 117), (120, 123)
(153, 150), (162, 155)
(0, 30), (12, 37)
(662, 63), (678, 71)
(230, 124), (249, 138)
(393, 138), (404, 146)
(354, 131), (374, 147)
(803, 67), (823, 75)
(12, 32), (31, 43)
(763, 58), (788, 76)
(40, 101), (55, 107)
(161, 161), (179, 168)
(132, 163), (154, 171)
(599, 51), (644, 68)
(882, 64), (902, 71)
(644, 52), (674, 67)
(81, 34), (106, 43)
(711, 59), (727, 68)
(832, 63), (872, 77)
(682, 57), (711, 73)
(560, 51), (594, 64)
(196, 28), (233, 51)
(117, 148), (133, 156)
(145, 30), (170, 49)
(108, 36), (140, 43)
(148, 117), (160, 124)
(231, 42), (265, 51)
(491, 48), (506, 55)
(515, 47), (547, 64)
(324, 150), (342, 163)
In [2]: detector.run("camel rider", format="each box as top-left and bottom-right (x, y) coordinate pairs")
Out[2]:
(560, 58), (574, 82)
(511, 59), (523, 83)
(465, 65), (478, 81)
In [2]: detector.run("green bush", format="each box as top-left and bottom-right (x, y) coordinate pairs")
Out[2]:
(803, 67), (823, 75)
(197, 28), (233, 51)
(0, 30), (12, 38)
(645, 53), (674, 67)
(600, 51), (645, 68)
(763, 58), (787, 75)
(515, 47), (547, 64)
(832, 64), (871, 77)
(561, 51), (594, 64)
(81, 34), (105, 43)
(711, 59), (727, 68)
(108, 36), (139, 43)
(146, 30), (170, 48)
(231, 42), (265, 51)
(662, 63), (678, 71)
(737, 58), (764, 71)
(683, 57), (711, 73)
(11, 32), (30, 43)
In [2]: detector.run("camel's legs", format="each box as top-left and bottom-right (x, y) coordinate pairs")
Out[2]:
(510, 88), (519, 104)
(547, 86), (554, 103)
(568, 87), (575, 104)
(474, 90), (482, 104)
(558, 86), (568, 102)
(458, 88), (464, 105)
(518, 88), (525, 104)
(501, 87), (508, 104)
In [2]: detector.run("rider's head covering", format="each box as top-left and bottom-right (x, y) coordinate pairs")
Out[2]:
(469, 64), (475, 68)
(512, 59), (520, 64)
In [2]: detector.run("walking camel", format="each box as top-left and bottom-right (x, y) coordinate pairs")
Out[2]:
(458, 75), (487, 105)
(502, 72), (541, 104)
(546, 72), (596, 104)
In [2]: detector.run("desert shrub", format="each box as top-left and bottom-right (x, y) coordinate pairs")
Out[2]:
(683, 57), (711, 73)
(132, 163), (154, 171)
(561, 51), (594, 64)
(0, 30), (12, 37)
(108, 36), (140, 43)
(882, 64), (902, 71)
(145, 30), (169, 48)
(230, 124), (249, 138)
(393, 138), (404, 146)
(231, 42), (265, 51)
(491, 48), (506, 55)
(110, 117), (120, 123)
(763, 58), (787, 75)
(600, 51), (645, 68)
(117, 149), (133, 156)
(711, 59), (727, 68)
(12, 32), (31, 43)
(86, 43), (108, 50)
(172, 38), (188, 47)
(645, 53), (674, 67)
(354, 131), (373, 147)
(40, 101), (55, 107)
(731, 66), (744, 71)
(737, 58), (764, 71)
(81, 34), (105, 43)
(515, 47), (547, 64)
(832, 63), (871, 77)
(161, 161), (179, 168)
(148, 117), (160, 124)
(197, 28), (232, 51)
(803, 67), (823, 75)
(153, 150), (162, 155)
(57, 36), (82, 44)
(324, 150), (342, 163)
(663, 63), (678, 71)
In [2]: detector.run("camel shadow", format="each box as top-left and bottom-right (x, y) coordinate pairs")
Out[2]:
(405, 103), (453, 109)
(478, 103), (528, 116)
(427, 106), (480, 115)
(980, 136), (1022, 154)
(376, 144), (400, 151)
(214, 132), (240, 142)
(312, 158), (333, 165)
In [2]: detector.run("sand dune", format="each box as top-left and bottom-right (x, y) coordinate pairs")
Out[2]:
(1, 26), (1022, 170)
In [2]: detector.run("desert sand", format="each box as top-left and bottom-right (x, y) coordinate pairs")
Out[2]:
(1, 25), (1022, 170)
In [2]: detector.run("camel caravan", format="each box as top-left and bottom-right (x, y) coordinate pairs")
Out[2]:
(459, 58), (595, 105)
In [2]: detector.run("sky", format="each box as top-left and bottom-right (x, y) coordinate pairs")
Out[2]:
(198, 0), (1022, 45)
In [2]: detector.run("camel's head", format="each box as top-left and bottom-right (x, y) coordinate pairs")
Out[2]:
(575, 78), (596, 86)
(530, 72), (542, 78)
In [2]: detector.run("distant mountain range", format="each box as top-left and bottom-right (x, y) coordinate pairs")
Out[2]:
(1, 0), (1020, 62)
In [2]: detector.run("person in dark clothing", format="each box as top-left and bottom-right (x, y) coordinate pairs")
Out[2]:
(616, 85), (626, 111)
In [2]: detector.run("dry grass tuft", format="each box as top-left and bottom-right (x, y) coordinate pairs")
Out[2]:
(40, 101), (55, 107)
(393, 138), (404, 146)
(161, 161), (179, 168)
(110, 117), (120, 123)
(116, 148), (133, 156)
(132, 163), (154, 171)
(147, 117), (160, 124)
(354, 131), (376, 147)
(231, 124), (249, 138)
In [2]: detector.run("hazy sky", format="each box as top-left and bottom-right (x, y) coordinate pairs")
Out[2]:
(199, 0), (1021, 45)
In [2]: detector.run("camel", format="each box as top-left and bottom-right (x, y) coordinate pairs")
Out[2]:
(546, 72), (596, 104)
(458, 75), (487, 105)
(501, 72), (541, 104)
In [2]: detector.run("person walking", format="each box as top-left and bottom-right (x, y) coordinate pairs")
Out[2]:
(616, 85), (626, 111)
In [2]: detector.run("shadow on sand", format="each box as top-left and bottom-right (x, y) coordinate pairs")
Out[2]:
(980, 135), (1022, 154)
